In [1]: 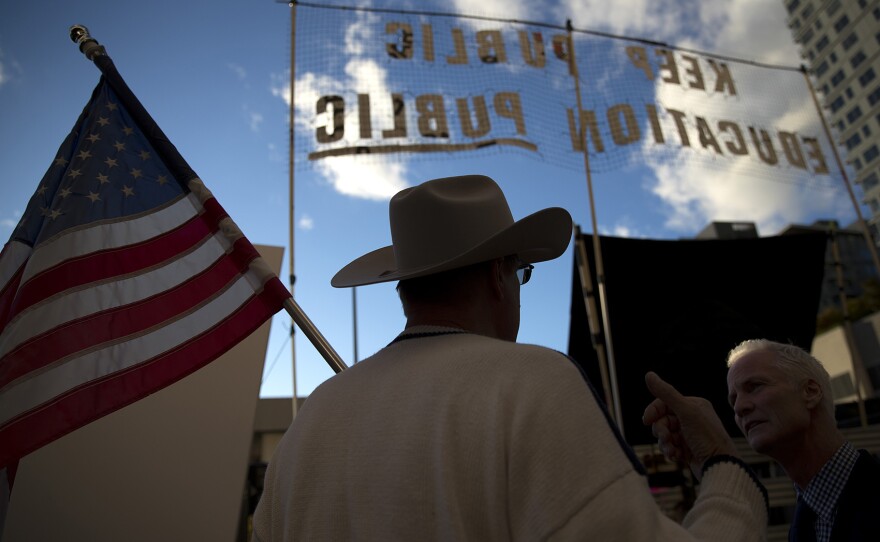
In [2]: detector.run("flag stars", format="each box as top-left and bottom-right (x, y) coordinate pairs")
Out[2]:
(87, 133), (101, 143)
(86, 191), (101, 203)
(48, 209), (63, 220)
(97, 173), (110, 184)
(121, 185), (135, 197)
(114, 141), (126, 152)
(105, 157), (118, 168)
(130, 168), (143, 179)
(37, 185), (49, 196)
(97, 117), (110, 127)
(40, 206), (50, 216)
(139, 150), (151, 161)
(67, 169), (82, 180)
(156, 175), (169, 186)
(58, 187), (73, 198)
(106, 102), (118, 111)
(122, 127), (134, 136)
(77, 149), (92, 161)
(54, 156), (69, 167)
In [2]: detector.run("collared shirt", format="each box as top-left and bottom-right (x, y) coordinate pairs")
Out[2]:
(795, 441), (859, 542)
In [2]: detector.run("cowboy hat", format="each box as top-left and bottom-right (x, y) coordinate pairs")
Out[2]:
(331, 175), (572, 288)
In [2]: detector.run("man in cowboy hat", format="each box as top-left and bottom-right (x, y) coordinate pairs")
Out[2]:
(253, 174), (768, 541)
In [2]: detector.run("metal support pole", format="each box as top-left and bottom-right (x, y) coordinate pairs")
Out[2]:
(829, 229), (869, 427)
(352, 287), (359, 363)
(567, 22), (624, 433)
(288, 2), (301, 417)
(574, 227), (614, 412)
(801, 66), (880, 277)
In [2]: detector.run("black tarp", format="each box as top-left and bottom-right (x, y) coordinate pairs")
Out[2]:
(568, 232), (828, 445)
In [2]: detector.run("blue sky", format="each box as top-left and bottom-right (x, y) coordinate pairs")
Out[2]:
(0, 0), (862, 398)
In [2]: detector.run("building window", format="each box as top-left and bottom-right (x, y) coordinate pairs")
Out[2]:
(816, 35), (830, 52)
(858, 0), (866, 8)
(860, 68), (877, 88)
(837, 120), (846, 132)
(834, 15), (849, 33)
(831, 69), (846, 86)
(865, 145), (879, 164)
(869, 87), (880, 106)
(846, 133), (862, 150)
(874, 7), (880, 20)
(851, 50), (867, 68)
(826, 0), (842, 15)
(803, 4), (814, 19)
(847, 106), (863, 123)
(854, 157), (864, 171)
(815, 61), (830, 77)
(864, 172), (879, 192)
(801, 28), (815, 44)
(846, 133), (863, 150)
(831, 95), (846, 113)
(786, 0), (800, 14)
(864, 124), (873, 138)
(843, 33), (858, 50)
(846, 87), (854, 98)
(830, 51), (838, 63)
(822, 84), (831, 96)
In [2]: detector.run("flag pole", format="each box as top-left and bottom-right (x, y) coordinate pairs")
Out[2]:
(288, 1), (301, 416)
(69, 24), (348, 378)
(566, 21), (624, 434)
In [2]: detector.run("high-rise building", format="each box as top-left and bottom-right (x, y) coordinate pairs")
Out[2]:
(782, 0), (880, 239)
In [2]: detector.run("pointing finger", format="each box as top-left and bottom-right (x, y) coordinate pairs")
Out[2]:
(645, 371), (685, 411)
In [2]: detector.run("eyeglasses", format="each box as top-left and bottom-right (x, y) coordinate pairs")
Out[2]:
(516, 263), (534, 285)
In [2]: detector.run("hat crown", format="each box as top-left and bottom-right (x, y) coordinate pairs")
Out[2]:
(390, 175), (514, 270)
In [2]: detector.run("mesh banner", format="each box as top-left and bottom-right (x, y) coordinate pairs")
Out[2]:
(293, 4), (837, 191)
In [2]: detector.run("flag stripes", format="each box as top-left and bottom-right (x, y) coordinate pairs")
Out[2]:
(0, 60), (290, 469)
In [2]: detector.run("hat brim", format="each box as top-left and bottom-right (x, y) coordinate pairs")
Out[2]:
(331, 207), (572, 288)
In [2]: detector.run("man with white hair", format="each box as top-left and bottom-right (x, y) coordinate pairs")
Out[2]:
(726, 339), (880, 541)
(254, 174), (768, 541)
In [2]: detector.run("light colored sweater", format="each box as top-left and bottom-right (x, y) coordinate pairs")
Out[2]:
(253, 328), (767, 541)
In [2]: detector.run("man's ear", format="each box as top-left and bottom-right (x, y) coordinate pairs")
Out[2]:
(802, 379), (823, 410)
(487, 258), (505, 299)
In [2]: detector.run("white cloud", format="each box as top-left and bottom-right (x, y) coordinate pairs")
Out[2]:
(271, 10), (411, 201)
(298, 215), (315, 230)
(1, 210), (21, 229)
(315, 156), (408, 201)
(268, 142), (283, 162)
(228, 63), (247, 80)
(249, 111), (264, 132)
(634, 0), (847, 236)
(451, 0), (531, 25)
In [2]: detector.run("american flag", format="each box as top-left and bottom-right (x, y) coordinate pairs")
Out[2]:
(0, 67), (290, 470)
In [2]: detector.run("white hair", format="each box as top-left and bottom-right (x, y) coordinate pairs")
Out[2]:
(727, 339), (834, 417)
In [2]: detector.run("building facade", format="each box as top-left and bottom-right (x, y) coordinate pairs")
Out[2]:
(783, 0), (880, 237)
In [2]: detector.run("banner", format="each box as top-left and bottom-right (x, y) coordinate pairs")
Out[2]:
(293, 5), (836, 192)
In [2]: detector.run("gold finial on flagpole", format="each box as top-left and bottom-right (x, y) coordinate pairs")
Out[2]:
(69, 25), (106, 60)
